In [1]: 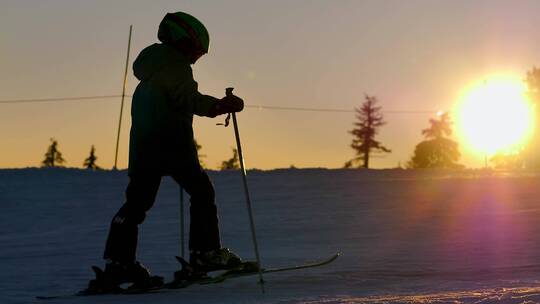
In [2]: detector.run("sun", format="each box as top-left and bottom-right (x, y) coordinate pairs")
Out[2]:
(454, 75), (535, 156)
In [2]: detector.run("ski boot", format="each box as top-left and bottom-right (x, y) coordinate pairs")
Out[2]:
(170, 256), (210, 288)
(189, 248), (244, 272)
(86, 261), (163, 293)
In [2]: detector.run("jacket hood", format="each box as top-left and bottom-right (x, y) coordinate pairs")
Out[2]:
(133, 43), (188, 81)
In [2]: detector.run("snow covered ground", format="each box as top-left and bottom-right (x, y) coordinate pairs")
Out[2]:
(2, 168), (540, 303)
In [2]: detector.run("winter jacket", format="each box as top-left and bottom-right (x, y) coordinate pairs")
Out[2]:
(128, 43), (218, 175)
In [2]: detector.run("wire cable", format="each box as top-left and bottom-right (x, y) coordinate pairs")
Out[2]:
(0, 94), (441, 114)
(246, 104), (438, 114)
(0, 95), (124, 104)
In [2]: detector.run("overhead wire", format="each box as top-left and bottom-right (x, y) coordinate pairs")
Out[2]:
(0, 94), (441, 114)
(0, 95), (123, 104)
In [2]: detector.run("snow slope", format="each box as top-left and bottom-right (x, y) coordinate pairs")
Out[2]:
(1, 168), (540, 303)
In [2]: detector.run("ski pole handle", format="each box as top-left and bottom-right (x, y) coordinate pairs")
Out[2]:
(216, 87), (235, 127)
(226, 87), (234, 97)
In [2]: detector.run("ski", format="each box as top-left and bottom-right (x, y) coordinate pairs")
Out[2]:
(204, 252), (340, 284)
(36, 252), (340, 300)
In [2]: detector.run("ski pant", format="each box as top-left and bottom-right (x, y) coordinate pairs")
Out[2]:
(103, 165), (221, 264)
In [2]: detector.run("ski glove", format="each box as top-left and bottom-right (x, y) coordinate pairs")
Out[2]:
(208, 94), (244, 117)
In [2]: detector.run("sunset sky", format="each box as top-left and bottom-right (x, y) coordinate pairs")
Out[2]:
(1, 0), (539, 170)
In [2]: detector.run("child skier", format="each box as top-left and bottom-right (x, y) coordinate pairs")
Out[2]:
(94, 12), (245, 289)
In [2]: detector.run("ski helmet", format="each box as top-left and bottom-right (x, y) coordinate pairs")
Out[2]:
(158, 12), (210, 55)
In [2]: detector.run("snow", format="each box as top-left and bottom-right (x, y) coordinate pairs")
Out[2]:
(2, 168), (540, 303)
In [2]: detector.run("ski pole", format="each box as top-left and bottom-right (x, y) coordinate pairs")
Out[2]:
(226, 88), (265, 292)
(179, 186), (185, 258)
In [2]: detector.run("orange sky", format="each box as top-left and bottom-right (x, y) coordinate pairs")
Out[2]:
(1, 1), (540, 170)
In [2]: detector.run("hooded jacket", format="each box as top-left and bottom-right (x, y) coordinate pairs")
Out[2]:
(128, 43), (218, 175)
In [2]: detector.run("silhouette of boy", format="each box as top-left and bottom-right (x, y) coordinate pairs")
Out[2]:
(97, 12), (244, 289)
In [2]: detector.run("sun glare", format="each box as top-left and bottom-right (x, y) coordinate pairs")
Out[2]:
(455, 75), (535, 156)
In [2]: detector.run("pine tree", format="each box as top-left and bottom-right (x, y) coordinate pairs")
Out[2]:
(42, 138), (66, 167)
(220, 148), (239, 170)
(346, 94), (391, 168)
(408, 113), (462, 169)
(83, 145), (101, 170)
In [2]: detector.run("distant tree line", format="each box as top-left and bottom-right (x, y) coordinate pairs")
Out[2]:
(40, 138), (241, 171)
(39, 67), (540, 171)
(344, 95), (461, 169)
(42, 138), (101, 170)
(345, 66), (540, 170)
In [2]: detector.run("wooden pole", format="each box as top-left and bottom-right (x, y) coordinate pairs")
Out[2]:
(113, 25), (132, 170)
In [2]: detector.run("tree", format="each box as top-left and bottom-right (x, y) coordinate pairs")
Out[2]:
(194, 139), (206, 168)
(220, 148), (239, 170)
(408, 113), (462, 169)
(526, 67), (540, 104)
(490, 151), (524, 170)
(346, 94), (391, 168)
(525, 67), (540, 168)
(83, 145), (101, 170)
(42, 138), (66, 167)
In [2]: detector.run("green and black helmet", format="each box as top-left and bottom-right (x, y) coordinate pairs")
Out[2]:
(158, 12), (210, 57)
